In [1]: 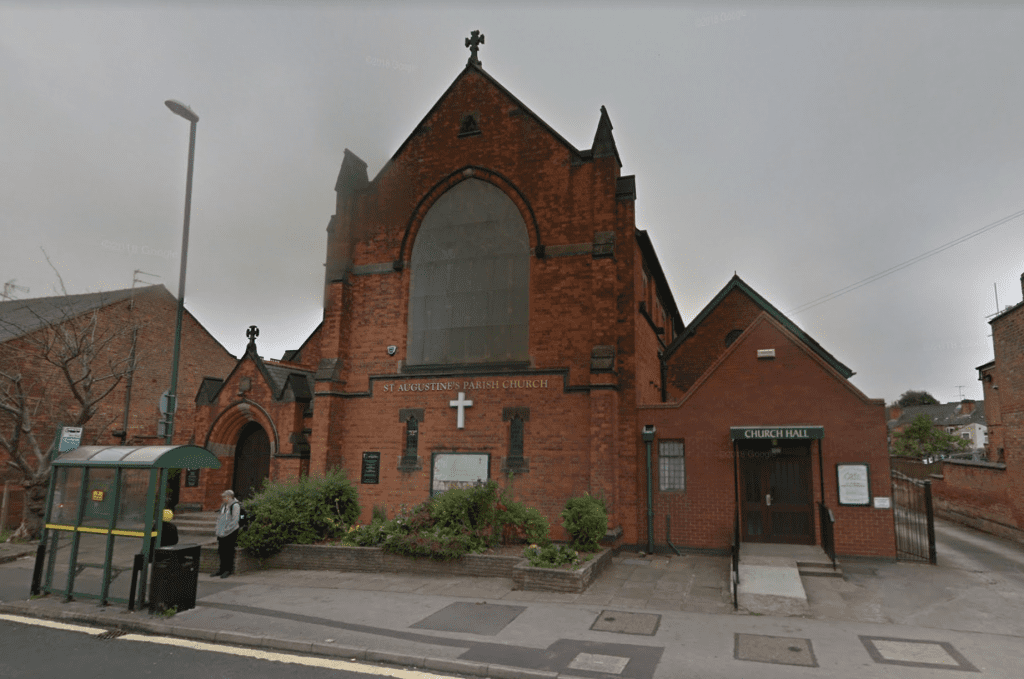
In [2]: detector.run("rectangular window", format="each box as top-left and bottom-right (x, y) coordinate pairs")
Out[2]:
(659, 440), (685, 491)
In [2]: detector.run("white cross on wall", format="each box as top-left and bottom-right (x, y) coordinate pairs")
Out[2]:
(449, 391), (473, 429)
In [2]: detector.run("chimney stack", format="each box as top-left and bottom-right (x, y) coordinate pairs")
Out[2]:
(960, 399), (975, 415)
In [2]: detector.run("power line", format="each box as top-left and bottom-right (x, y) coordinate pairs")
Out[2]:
(788, 207), (1024, 315)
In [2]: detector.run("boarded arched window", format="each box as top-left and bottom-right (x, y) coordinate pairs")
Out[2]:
(407, 179), (530, 365)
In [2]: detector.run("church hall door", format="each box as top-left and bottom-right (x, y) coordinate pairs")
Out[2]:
(740, 441), (814, 545)
(233, 422), (271, 501)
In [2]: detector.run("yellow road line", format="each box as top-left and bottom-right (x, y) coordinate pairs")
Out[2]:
(0, 613), (107, 635)
(119, 634), (458, 678)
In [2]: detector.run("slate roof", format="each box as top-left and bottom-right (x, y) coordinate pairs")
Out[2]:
(262, 361), (314, 402)
(0, 286), (162, 343)
(888, 402), (986, 431)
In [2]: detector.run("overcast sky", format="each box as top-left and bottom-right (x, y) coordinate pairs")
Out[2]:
(3, 2), (1023, 406)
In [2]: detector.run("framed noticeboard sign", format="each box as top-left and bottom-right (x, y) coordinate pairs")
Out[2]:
(361, 452), (381, 484)
(184, 469), (200, 488)
(836, 463), (871, 506)
(431, 452), (489, 496)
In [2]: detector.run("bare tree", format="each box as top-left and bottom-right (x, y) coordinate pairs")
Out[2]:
(0, 264), (139, 540)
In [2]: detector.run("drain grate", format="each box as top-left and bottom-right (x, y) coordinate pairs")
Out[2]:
(95, 630), (127, 640)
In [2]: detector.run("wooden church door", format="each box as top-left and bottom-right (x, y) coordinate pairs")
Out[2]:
(740, 443), (814, 545)
(233, 422), (271, 501)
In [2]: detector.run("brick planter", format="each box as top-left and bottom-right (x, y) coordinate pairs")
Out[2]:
(198, 542), (612, 593)
(512, 548), (613, 593)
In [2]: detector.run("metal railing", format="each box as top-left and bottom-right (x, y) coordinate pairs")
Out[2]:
(891, 470), (937, 564)
(818, 502), (836, 570)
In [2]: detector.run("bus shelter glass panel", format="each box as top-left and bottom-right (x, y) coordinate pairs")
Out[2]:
(44, 467), (82, 594)
(117, 469), (151, 532)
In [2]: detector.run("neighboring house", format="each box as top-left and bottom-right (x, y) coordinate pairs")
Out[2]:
(0, 285), (236, 526)
(932, 272), (1024, 544)
(887, 400), (987, 453)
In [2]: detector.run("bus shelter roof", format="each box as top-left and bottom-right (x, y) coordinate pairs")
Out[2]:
(52, 445), (221, 469)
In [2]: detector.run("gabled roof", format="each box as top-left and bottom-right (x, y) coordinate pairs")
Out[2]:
(381, 61), (620, 181)
(664, 274), (854, 379)
(202, 341), (314, 406)
(0, 285), (160, 343)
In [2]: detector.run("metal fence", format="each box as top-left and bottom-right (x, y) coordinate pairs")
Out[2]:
(891, 470), (937, 564)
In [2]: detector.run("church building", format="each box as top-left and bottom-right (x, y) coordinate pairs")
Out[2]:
(181, 35), (896, 559)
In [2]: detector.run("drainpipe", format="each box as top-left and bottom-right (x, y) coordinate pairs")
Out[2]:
(642, 425), (656, 554)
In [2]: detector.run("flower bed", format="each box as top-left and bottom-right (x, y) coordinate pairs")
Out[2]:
(199, 543), (613, 593)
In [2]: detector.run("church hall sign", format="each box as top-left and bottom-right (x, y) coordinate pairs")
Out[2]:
(730, 426), (824, 440)
(379, 378), (550, 393)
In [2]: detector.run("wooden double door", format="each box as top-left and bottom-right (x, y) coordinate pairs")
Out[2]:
(740, 442), (815, 544)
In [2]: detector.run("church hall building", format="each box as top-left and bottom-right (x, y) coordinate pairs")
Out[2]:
(181, 35), (896, 559)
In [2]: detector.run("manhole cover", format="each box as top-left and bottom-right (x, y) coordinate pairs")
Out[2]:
(734, 633), (817, 667)
(591, 610), (661, 636)
(411, 602), (526, 636)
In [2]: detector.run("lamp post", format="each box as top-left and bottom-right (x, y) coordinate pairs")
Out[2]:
(163, 100), (199, 445)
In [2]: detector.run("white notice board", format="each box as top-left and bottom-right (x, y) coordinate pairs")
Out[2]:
(431, 453), (489, 496)
(836, 463), (871, 506)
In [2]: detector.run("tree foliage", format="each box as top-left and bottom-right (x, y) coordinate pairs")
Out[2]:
(896, 390), (939, 407)
(891, 414), (972, 458)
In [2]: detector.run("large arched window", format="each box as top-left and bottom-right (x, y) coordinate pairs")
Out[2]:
(407, 178), (530, 366)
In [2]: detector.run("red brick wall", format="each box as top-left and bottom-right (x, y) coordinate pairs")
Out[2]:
(933, 298), (1024, 540)
(645, 313), (895, 558)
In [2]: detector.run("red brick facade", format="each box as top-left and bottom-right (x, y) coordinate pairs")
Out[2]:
(0, 285), (236, 522)
(933, 273), (1024, 542)
(187, 59), (895, 557)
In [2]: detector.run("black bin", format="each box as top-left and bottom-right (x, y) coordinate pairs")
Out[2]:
(149, 544), (201, 613)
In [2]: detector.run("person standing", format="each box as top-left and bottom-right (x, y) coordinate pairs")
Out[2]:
(213, 490), (240, 578)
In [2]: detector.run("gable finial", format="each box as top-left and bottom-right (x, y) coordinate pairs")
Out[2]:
(465, 30), (485, 66)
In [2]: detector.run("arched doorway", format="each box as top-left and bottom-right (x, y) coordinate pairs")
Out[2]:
(233, 422), (271, 501)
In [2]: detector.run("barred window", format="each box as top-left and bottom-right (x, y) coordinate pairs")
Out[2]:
(509, 416), (524, 460)
(659, 440), (685, 491)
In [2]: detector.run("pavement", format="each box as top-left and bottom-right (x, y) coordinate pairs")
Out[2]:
(2, 519), (1024, 678)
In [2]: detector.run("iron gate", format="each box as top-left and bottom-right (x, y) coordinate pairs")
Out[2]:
(891, 470), (937, 564)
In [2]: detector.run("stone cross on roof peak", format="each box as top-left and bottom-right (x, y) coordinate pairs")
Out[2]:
(465, 30), (485, 66)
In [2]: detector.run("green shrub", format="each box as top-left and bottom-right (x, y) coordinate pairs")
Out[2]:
(523, 543), (583, 569)
(238, 468), (360, 558)
(561, 493), (607, 551)
(372, 504), (388, 522)
(496, 501), (550, 545)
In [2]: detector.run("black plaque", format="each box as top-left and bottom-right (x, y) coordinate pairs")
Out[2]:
(184, 469), (200, 488)
(361, 452), (380, 484)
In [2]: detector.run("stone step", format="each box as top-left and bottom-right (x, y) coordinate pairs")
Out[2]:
(736, 556), (810, 617)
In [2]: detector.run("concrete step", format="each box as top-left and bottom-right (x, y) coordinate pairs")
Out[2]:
(736, 556), (810, 616)
(797, 560), (844, 578)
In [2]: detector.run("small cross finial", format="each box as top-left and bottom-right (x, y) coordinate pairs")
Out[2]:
(465, 30), (485, 66)
(246, 325), (259, 353)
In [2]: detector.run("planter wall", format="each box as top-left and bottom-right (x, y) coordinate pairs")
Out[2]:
(198, 543), (613, 593)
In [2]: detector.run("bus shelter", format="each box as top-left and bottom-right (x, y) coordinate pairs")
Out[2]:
(31, 445), (220, 609)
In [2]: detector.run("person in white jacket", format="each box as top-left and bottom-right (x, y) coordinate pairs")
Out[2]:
(213, 490), (240, 578)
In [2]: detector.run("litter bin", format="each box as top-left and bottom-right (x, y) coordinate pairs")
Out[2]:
(149, 543), (201, 613)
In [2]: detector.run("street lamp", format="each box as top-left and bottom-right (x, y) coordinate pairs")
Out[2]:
(163, 100), (198, 444)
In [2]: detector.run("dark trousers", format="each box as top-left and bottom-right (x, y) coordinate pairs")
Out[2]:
(217, 529), (238, 574)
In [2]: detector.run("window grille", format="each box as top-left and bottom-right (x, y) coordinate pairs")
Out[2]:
(509, 416), (524, 460)
(659, 440), (685, 491)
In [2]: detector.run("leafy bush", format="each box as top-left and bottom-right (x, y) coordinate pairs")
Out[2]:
(561, 493), (607, 551)
(523, 543), (585, 569)
(496, 501), (550, 545)
(238, 468), (360, 558)
(372, 505), (388, 523)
